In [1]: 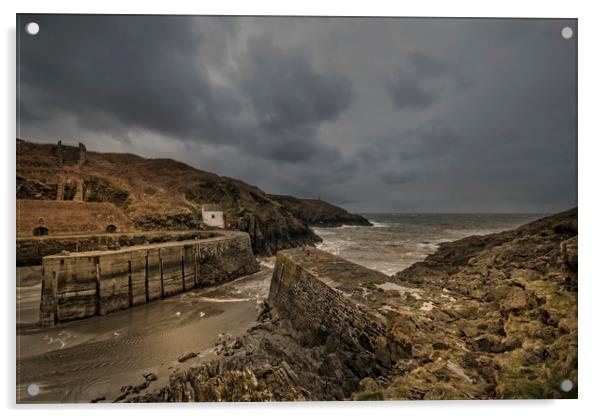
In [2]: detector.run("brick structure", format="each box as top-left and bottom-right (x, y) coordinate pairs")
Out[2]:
(16, 199), (132, 237)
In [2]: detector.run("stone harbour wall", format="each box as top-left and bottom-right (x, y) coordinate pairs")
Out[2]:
(268, 248), (411, 375)
(40, 231), (259, 325)
(127, 247), (414, 402)
(17, 230), (219, 266)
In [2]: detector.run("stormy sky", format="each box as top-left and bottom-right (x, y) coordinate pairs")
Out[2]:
(17, 15), (577, 213)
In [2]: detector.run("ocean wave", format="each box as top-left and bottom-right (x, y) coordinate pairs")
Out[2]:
(368, 220), (390, 228)
(316, 240), (352, 256)
(441, 228), (502, 237)
(257, 257), (275, 269)
(415, 242), (440, 251)
(312, 229), (336, 236)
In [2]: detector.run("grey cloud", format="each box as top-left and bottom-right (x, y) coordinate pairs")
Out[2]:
(232, 33), (352, 162)
(19, 16), (352, 165)
(18, 16), (577, 213)
(238, 34), (352, 134)
(378, 170), (418, 186)
(387, 52), (471, 110)
(19, 15), (237, 141)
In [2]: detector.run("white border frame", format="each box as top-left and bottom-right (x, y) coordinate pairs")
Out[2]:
(2, 1), (600, 417)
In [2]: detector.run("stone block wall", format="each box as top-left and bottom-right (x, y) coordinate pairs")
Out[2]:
(40, 232), (259, 325)
(268, 248), (411, 377)
(17, 230), (219, 266)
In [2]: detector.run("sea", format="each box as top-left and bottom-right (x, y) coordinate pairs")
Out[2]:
(314, 213), (544, 276)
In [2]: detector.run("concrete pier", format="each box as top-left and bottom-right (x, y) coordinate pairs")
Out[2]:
(40, 231), (259, 325)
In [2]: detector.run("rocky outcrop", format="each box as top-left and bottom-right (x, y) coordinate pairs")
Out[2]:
(16, 176), (58, 200)
(82, 176), (130, 208)
(184, 180), (322, 255)
(268, 194), (372, 227)
(375, 207), (578, 399)
(122, 209), (577, 402)
(236, 208), (321, 256)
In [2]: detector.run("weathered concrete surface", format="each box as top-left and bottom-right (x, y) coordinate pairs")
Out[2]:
(17, 230), (219, 267)
(40, 231), (259, 325)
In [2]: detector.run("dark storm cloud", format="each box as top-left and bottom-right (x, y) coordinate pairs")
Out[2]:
(18, 15), (351, 163)
(239, 34), (352, 134)
(378, 170), (418, 186)
(233, 33), (352, 162)
(18, 16), (577, 212)
(387, 52), (470, 110)
(19, 15), (234, 140)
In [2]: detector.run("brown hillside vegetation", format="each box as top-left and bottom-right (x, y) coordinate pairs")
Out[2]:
(16, 139), (322, 255)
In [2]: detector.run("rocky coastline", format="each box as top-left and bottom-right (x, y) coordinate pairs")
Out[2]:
(268, 194), (372, 227)
(122, 208), (577, 402)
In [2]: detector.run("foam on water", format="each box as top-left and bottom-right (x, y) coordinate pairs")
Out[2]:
(258, 257), (275, 269)
(367, 220), (390, 228)
(313, 213), (543, 275)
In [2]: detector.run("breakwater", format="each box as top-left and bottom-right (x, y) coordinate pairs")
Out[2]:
(39, 231), (259, 325)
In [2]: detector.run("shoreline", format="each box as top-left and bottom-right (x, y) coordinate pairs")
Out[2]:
(16, 210), (577, 402)
(122, 209), (577, 401)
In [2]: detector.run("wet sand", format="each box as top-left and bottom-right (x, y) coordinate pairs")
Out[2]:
(16, 260), (274, 403)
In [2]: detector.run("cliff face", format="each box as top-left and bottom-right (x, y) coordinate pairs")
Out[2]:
(268, 194), (372, 227)
(125, 209), (577, 402)
(16, 139), (321, 255)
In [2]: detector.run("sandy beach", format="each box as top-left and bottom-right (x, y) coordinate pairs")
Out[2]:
(16, 261), (273, 403)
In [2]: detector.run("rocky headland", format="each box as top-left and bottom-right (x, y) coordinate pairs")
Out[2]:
(123, 208), (577, 402)
(268, 194), (372, 227)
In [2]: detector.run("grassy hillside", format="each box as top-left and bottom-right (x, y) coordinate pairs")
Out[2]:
(16, 139), (321, 255)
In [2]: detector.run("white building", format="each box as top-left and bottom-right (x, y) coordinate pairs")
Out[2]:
(201, 204), (225, 228)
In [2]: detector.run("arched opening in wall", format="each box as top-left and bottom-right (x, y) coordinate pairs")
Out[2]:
(33, 226), (49, 236)
(106, 224), (117, 234)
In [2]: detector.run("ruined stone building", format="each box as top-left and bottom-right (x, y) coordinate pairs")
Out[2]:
(17, 140), (129, 237)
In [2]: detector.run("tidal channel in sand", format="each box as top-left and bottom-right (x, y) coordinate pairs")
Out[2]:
(16, 260), (274, 403)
